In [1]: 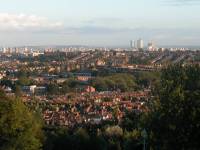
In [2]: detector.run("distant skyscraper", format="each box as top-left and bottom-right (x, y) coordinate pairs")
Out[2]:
(137, 39), (144, 49)
(134, 40), (137, 49)
(130, 40), (133, 48)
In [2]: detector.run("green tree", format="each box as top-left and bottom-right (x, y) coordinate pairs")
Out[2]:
(146, 65), (200, 150)
(91, 74), (137, 92)
(123, 130), (142, 150)
(46, 84), (60, 95)
(72, 128), (90, 150)
(120, 111), (141, 131)
(14, 85), (22, 97)
(44, 127), (72, 150)
(136, 71), (160, 88)
(0, 92), (44, 150)
(104, 126), (123, 150)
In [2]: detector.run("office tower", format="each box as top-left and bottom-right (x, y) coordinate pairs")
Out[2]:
(137, 39), (144, 49)
(134, 40), (137, 49)
(130, 40), (133, 48)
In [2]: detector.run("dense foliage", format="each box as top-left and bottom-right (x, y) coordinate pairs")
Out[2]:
(145, 65), (200, 149)
(91, 74), (137, 92)
(0, 91), (44, 150)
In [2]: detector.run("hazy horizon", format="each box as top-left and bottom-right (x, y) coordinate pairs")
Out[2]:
(0, 0), (200, 47)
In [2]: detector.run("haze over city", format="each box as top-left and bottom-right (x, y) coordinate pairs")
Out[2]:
(0, 0), (200, 47)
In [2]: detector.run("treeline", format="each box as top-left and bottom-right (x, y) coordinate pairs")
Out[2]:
(145, 64), (200, 149)
(91, 74), (137, 92)
(0, 65), (200, 150)
(1, 67), (160, 96)
(43, 123), (143, 150)
(45, 72), (160, 95)
(0, 72), (154, 95)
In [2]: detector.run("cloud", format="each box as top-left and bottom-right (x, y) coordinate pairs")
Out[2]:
(0, 13), (199, 46)
(164, 0), (200, 6)
(0, 13), (63, 31)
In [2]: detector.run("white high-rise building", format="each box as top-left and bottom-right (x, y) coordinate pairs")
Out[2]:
(134, 40), (137, 49)
(137, 39), (144, 49)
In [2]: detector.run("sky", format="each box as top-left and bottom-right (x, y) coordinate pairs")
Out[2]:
(0, 0), (200, 47)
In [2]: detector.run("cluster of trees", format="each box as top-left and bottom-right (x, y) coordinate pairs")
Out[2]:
(0, 65), (200, 149)
(91, 74), (137, 92)
(135, 71), (160, 88)
(43, 123), (143, 150)
(144, 64), (200, 149)
(46, 73), (142, 95)
(0, 90), (44, 150)
(91, 72), (160, 91)
(46, 77), (87, 95)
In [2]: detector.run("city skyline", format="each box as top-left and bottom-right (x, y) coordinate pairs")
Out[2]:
(0, 0), (200, 47)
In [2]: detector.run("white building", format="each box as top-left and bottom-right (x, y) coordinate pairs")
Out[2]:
(134, 40), (137, 49)
(137, 39), (144, 49)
